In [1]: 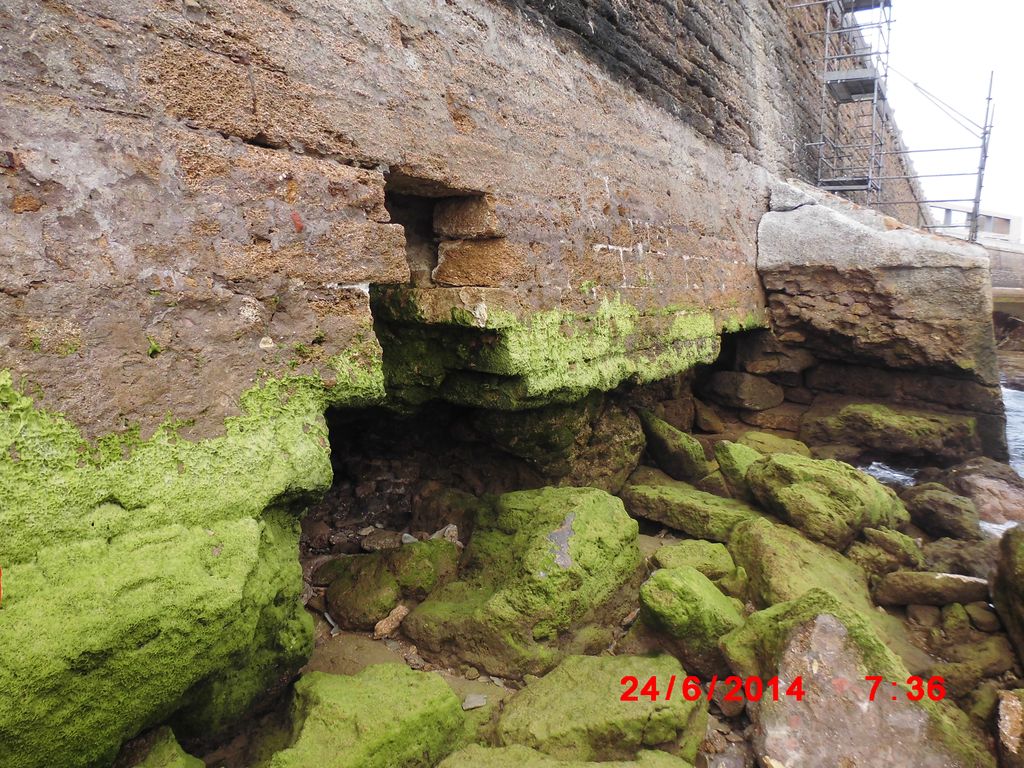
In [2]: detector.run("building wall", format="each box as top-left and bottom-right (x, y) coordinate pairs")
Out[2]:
(1, 0), (928, 436)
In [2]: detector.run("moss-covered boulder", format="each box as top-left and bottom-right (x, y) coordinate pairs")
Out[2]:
(727, 518), (930, 671)
(720, 590), (995, 768)
(320, 540), (459, 629)
(800, 401), (982, 464)
(900, 483), (983, 541)
(129, 728), (204, 768)
(0, 372), (339, 768)
(737, 431), (811, 457)
(404, 488), (641, 677)
(496, 655), (706, 763)
(873, 571), (989, 606)
(637, 410), (714, 482)
(652, 540), (735, 580)
(846, 528), (925, 582)
(994, 528), (1024, 664)
(268, 666), (464, 767)
(746, 453), (908, 549)
(713, 440), (762, 499)
(439, 745), (694, 768)
(640, 568), (744, 675)
(620, 471), (767, 542)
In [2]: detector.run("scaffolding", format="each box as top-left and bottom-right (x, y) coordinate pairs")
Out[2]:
(789, 0), (995, 241)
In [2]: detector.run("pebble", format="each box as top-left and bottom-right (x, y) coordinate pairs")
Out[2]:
(462, 694), (488, 711)
(464, 667), (480, 680)
(357, 526), (376, 536)
(431, 524), (460, 543)
(373, 604), (410, 639)
(401, 533), (418, 545)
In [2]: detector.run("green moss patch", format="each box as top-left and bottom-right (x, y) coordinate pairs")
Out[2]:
(439, 745), (695, 768)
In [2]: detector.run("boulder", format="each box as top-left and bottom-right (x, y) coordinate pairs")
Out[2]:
(965, 602), (1002, 633)
(800, 400), (982, 465)
(735, 329), (816, 375)
(720, 590), (995, 768)
(495, 655), (706, 763)
(736, 430), (811, 457)
(439, 745), (694, 768)
(268, 666), (464, 768)
(746, 453), (909, 549)
(129, 728), (203, 768)
(993, 529), (1024, 664)
(739, 403), (806, 432)
(703, 372), (784, 411)
(652, 540), (735, 581)
(620, 473), (767, 543)
(637, 410), (714, 482)
(404, 488), (641, 677)
(923, 537), (999, 580)
(321, 540), (460, 629)
(998, 691), (1024, 768)
(861, 527), (925, 569)
(712, 440), (761, 500)
(873, 571), (989, 606)
(639, 567), (744, 675)
(693, 399), (725, 433)
(932, 458), (1024, 525)
(900, 483), (983, 541)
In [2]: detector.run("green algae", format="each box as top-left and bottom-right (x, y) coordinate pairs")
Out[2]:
(268, 666), (465, 768)
(496, 655), (706, 763)
(373, 290), (744, 409)
(637, 410), (714, 482)
(130, 728), (204, 768)
(403, 487), (641, 677)
(652, 540), (735, 580)
(439, 745), (695, 768)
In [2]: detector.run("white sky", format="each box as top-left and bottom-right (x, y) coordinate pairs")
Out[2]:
(884, 0), (1023, 217)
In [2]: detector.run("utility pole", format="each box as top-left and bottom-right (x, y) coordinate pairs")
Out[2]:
(968, 72), (995, 242)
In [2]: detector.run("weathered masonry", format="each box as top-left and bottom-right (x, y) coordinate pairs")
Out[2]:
(0, 1), (1006, 766)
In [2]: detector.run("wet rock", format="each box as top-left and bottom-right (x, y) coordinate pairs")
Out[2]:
(713, 441), (761, 500)
(361, 529), (405, 552)
(652, 540), (735, 581)
(746, 453), (908, 549)
(694, 399), (725, 433)
(873, 571), (989, 607)
(736, 431), (811, 457)
(722, 597), (995, 768)
(900, 483), (983, 541)
(438, 745), (696, 767)
(404, 488), (641, 677)
(993, 529), (1024, 664)
(800, 400), (982, 465)
(496, 655), (706, 762)
(735, 329), (816, 375)
(703, 372), (784, 412)
(923, 537), (999, 580)
(640, 567), (744, 675)
(932, 457), (1024, 525)
(966, 602), (1002, 633)
(128, 727), (203, 768)
(373, 604), (410, 639)
(739, 403), (806, 432)
(652, 397), (696, 433)
(267, 666), (464, 768)
(907, 604), (941, 628)
(638, 410), (714, 482)
(999, 690), (1024, 768)
(621, 471), (767, 543)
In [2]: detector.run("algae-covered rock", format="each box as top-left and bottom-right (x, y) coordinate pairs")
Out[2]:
(0, 373), (331, 768)
(639, 567), (744, 675)
(652, 540), (734, 580)
(746, 452), (908, 549)
(901, 483), (983, 541)
(862, 527), (926, 568)
(404, 488), (641, 677)
(989, 529), (1024, 663)
(800, 401), (981, 464)
(737, 430), (811, 457)
(439, 745), (694, 768)
(721, 591), (995, 768)
(727, 518), (930, 671)
(322, 540), (460, 629)
(712, 440), (762, 499)
(268, 665), (464, 768)
(873, 571), (989, 606)
(130, 728), (204, 768)
(496, 655), (706, 763)
(637, 410), (714, 482)
(620, 474), (766, 543)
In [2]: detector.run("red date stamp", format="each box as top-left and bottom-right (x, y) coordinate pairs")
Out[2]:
(620, 675), (948, 703)
(620, 675), (806, 703)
